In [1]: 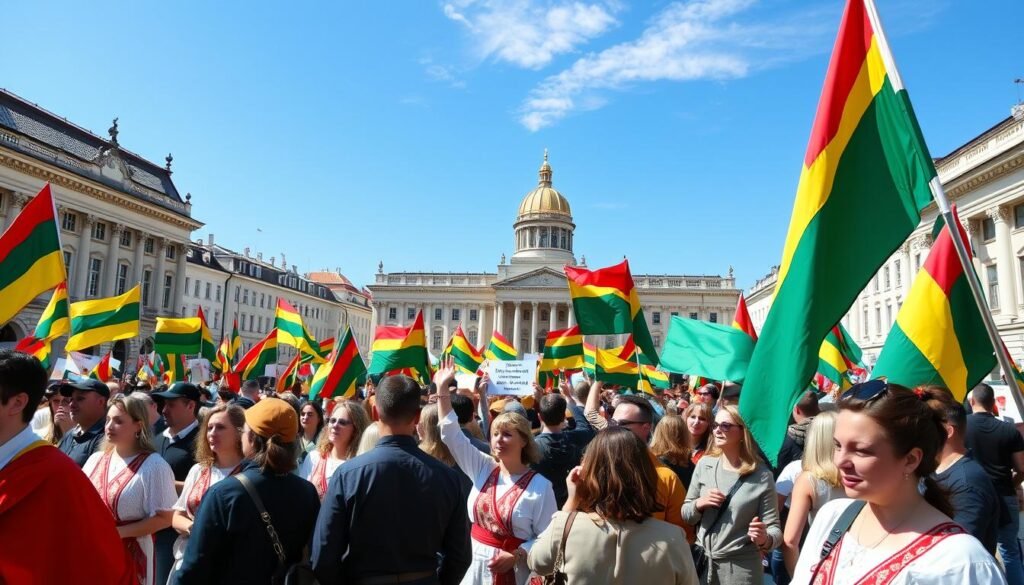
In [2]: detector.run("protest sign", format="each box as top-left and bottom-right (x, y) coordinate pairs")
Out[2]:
(486, 360), (536, 396)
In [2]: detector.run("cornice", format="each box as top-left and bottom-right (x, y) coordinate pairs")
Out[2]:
(946, 151), (1024, 201)
(0, 150), (203, 231)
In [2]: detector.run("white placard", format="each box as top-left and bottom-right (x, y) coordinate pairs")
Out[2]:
(189, 359), (211, 383)
(486, 360), (537, 396)
(50, 358), (67, 380)
(264, 365), (281, 378)
(454, 373), (478, 390)
(522, 353), (542, 364)
(992, 384), (1023, 424)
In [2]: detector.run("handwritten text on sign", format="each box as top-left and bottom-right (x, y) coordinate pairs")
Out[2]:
(486, 360), (537, 396)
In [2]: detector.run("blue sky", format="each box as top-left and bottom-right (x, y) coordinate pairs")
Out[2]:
(3, 0), (1021, 291)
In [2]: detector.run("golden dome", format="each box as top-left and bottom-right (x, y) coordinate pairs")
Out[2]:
(517, 150), (572, 217)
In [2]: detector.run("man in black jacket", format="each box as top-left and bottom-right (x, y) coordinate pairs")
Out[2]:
(775, 390), (819, 476)
(533, 381), (595, 507)
(312, 374), (471, 585)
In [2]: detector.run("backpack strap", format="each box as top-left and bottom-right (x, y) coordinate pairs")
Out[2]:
(809, 500), (866, 582)
(236, 474), (287, 569)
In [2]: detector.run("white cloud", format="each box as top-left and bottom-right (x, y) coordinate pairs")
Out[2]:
(443, 0), (621, 69)
(518, 0), (832, 131)
(419, 56), (467, 88)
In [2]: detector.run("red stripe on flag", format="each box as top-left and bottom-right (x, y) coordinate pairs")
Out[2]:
(564, 260), (635, 293)
(0, 184), (56, 262)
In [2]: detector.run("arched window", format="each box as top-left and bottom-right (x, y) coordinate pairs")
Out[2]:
(539, 227), (549, 247)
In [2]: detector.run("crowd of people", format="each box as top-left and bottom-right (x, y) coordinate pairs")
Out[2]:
(0, 347), (1021, 585)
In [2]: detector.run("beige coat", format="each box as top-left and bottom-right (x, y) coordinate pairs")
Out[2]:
(528, 511), (698, 585)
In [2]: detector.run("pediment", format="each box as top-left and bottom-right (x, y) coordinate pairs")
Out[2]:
(494, 267), (567, 289)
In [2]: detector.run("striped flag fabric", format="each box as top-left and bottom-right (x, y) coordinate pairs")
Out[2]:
(197, 307), (218, 364)
(88, 353), (114, 383)
(161, 354), (187, 385)
(640, 365), (670, 394)
(215, 336), (233, 373)
(872, 209), (994, 400)
(732, 295), (758, 341)
(309, 328), (367, 401)
(443, 326), (484, 374)
(484, 331), (518, 361)
(15, 335), (53, 369)
(154, 317), (203, 356)
(539, 326), (584, 381)
(368, 311), (430, 383)
(230, 319), (241, 363)
(66, 285), (141, 352)
(32, 281), (70, 341)
(0, 183), (67, 326)
(593, 344), (641, 389)
(275, 299), (323, 362)
(739, 0), (935, 463)
(564, 260), (660, 366)
(818, 322), (865, 390)
(316, 337), (335, 359)
(234, 329), (279, 381)
(276, 353), (302, 392)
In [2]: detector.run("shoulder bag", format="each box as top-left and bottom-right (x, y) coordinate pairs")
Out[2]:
(807, 500), (865, 583)
(235, 474), (320, 585)
(540, 511), (578, 585)
(690, 472), (744, 583)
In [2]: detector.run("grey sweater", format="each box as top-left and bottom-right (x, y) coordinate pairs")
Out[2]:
(682, 456), (782, 560)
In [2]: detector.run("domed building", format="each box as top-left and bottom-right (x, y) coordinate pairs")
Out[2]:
(369, 152), (740, 357)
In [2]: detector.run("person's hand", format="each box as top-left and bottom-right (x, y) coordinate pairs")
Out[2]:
(488, 549), (517, 574)
(696, 488), (726, 512)
(565, 465), (582, 505)
(54, 405), (73, 432)
(476, 372), (490, 396)
(558, 377), (572, 399)
(175, 518), (193, 536)
(532, 382), (543, 405)
(748, 516), (768, 547)
(433, 357), (457, 396)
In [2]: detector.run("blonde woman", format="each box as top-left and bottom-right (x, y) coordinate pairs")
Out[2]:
(682, 405), (781, 585)
(435, 358), (557, 585)
(298, 399), (369, 499)
(168, 404), (246, 581)
(683, 402), (713, 464)
(419, 403), (456, 467)
(651, 414), (695, 488)
(356, 421), (381, 456)
(83, 394), (178, 585)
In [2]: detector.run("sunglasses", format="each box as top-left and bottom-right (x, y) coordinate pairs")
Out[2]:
(609, 418), (648, 428)
(327, 418), (353, 427)
(712, 421), (743, 432)
(697, 392), (712, 397)
(840, 379), (889, 403)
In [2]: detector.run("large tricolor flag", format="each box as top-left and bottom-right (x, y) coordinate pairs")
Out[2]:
(872, 209), (994, 400)
(484, 331), (518, 361)
(0, 183), (66, 326)
(276, 353), (303, 392)
(66, 285), (141, 352)
(818, 322), (866, 390)
(275, 299), (323, 361)
(160, 354), (187, 385)
(32, 281), (70, 341)
(739, 0), (935, 463)
(197, 307), (218, 365)
(229, 319), (241, 362)
(368, 311), (430, 383)
(234, 329), (279, 381)
(14, 335), (53, 370)
(443, 326), (484, 374)
(732, 295), (758, 341)
(309, 329), (367, 401)
(154, 317), (203, 356)
(539, 325), (584, 385)
(564, 260), (660, 366)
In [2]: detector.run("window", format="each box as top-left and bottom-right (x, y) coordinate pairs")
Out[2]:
(539, 227), (549, 247)
(468, 309), (478, 322)
(388, 307), (397, 320)
(883, 266), (891, 290)
(61, 212), (77, 232)
(234, 286), (240, 302)
(875, 308), (882, 334)
(249, 314), (254, 331)
(541, 310), (549, 321)
(652, 311), (661, 324)
(162, 274), (173, 309)
(469, 330), (478, 345)
(604, 336), (615, 349)
(142, 270), (153, 305)
(894, 259), (901, 287)
(982, 217), (996, 242)
(863, 309), (869, 336)
(671, 311), (679, 317)
(87, 258), (102, 297)
(91, 222), (106, 241)
(1015, 204), (1024, 230)
(116, 264), (129, 295)
(260, 293), (266, 308)
(165, 245), (176, 260)
(885, 304), (893, 327)
(914, 253), (922, 274)
(987, 265), (999, 309)
(432, 330), (442, 351)
(144, 238), (155, 255)
(653, 335), (661, 349)
(119, 230), (131, 248)
(205, 282), (211, 300)
(214, 311), (220, 330)
(240, 313), (247, 331)
(216, 285), (222, 301)
(63, 251), (73, 283)
(243, 289), (249, 304)
(709, 312), (718, 323)
(558, 310), (565, 321)
(873, 275), (879, 293)
(452, 308), (461, 321)
(407, 307), (416, 320)
(689, 312), (698, 320)
(434, 308), (442, 321)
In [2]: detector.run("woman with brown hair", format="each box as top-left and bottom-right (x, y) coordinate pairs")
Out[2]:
(790, 381), (1004, 585)
(168, 404), (246, 581)
(298, 399), (370, 500)
(684, 402), (713, 464)
(530, 427), (697, 584)
(435, 358), (557, 585)
(83, 394), (178, 585)
(651, 414), (695, 488)
(683, 405), (781, 585)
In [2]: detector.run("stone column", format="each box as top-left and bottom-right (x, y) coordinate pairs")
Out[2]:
(153, 238), (168, 312)
(512, 303), (522, 356)
(567, 303), (575, 327)
(549, 302), (557, 333)
(530, 301), (540, 353)
(75, 215), (96, 298)
(3, 191), (30, 231)
(442, 304), (450, 345)
(989, 207), (1019, 320)
(371, 304), (379, 329)
(103, 224), (123, 296)
(174, 243), (187, 316)
(495, 302), (504, 338)
(131, 228), (144, 290)
(459, 303), (467, 330)
(424, 302), (433, 342)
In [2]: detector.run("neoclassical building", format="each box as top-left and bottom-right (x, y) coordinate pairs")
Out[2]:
(369, 153), (740, 357)
(0, 89), (202, 365)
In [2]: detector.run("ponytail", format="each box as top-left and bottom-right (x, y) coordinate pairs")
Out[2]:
(249, 432), (299, 474)
(922, 475), (953, 518)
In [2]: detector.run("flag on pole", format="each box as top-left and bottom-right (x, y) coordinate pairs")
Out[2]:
(564, 260), (659, 365)
(309, 329), (367, 401)
(0, 183), (66, 326)
(276, 353), (302, 392)
(66, 285), (141, 352)
(818, 322), (865, 390)
(215, 336), (233, 373)
(275, 299), (323, 361)
(443, 326), (484, 374)
(32, 281), (70, 341)
(368, 312), (430, 383)
(234, 329), (279, 381)
(161, 354), (186, 385)
(739, 0), (936, 463)
(539, 326), (584, 386)
(660, 317), (755, 382)
(15, 336), (53, 369)
(230, 319), (241, 363)
(197, 307), (218, 364)
(154, 317), (203, 356)
(732, 295), (758, 341)
(88, 353), (114, 382)
(872, 209), (995, 400)
(484, 331), (518, 361)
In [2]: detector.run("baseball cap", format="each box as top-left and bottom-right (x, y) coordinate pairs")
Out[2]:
(245, 398), (298, 442)
(59, 379), (111, 398)
(153, 382), (202, 402)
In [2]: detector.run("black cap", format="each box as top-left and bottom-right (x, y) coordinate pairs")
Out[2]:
(59, 379), (111, 398)
(153, 381), (202, 402)
(234, 396), (256, 410)
(45, 381), (65, 398)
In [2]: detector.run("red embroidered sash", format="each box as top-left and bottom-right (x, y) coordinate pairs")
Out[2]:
(811, 521), (965, 585)
(186, 463), (244, 517)
(89, 452), (151, 585)
(471, 467), (537, 585)
(311, 455), (330, 500)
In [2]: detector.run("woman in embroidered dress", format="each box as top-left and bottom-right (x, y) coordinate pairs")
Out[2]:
(83, 394), (178, 585)
(790, 381), (1005, 585)
(298, 401), (324, 459)
(297, 399), (369, 500)
(684, 402), (712, 464)
(167, 404), (245, 582)
(435, 357), (558, 585)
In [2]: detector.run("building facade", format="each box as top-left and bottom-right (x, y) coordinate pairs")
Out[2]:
(0, 90), (202, 365)
(369, 153), (740, 357)
(745, 113), (1024, 367)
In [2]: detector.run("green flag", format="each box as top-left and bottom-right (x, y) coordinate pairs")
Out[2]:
(660, 317), (755, 382)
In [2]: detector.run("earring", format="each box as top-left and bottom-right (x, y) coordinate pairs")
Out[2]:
(135, 431), (141, 440)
